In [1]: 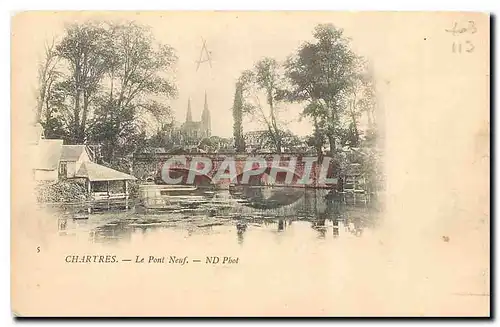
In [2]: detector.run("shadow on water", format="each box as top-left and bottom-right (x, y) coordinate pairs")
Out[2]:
(51, 188), (382, 245)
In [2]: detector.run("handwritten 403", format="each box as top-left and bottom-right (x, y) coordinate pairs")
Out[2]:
(445, 20), (477, 54)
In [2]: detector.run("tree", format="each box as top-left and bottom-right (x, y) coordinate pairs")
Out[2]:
(232, 82), (246, 152)
(302, 102), (327, 156)
(40, 80), (70, 140)
(36, 39), (61, 123)
(338, 59), (377, 149)
(87, 22), (177, 163)
(239, 57), (287, 153)
(56, 21), (115, 143)
(276, 130), (305, 152)
(284, 24), (361, 156)
(36, 42), (75, 140)
(101, 22), (176, 120)
(35, 20), (178, 168)
(354, 65), (378, 148)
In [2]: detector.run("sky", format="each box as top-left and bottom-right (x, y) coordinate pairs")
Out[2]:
(18, 11), (392, 138)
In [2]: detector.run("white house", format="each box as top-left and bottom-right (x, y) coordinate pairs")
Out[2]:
(29, 123), (63, 183)
(34, 139), (63, 182)
(29, 125), (136, 201)
(59, 145), (91, 179)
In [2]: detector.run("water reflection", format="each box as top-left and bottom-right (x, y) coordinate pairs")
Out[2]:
(58, 218), (67, 231)
(236, 223), (246, 245)
(332, 218), (340, 238)
(51, 188), (381, 246)
(311, 214), (327, 239)
(89, 220), (134, 243)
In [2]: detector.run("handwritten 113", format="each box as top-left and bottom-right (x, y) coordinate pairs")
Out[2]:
(445, 21), (476, 54)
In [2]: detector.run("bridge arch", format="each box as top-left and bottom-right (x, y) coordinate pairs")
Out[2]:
(156, 167), (215, 189)
(228, 167), (305, 209)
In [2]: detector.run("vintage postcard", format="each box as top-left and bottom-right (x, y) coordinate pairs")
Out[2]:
(11, 11), (490, 317)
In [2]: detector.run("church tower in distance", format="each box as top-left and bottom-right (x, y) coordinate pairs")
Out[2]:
(201, 91), (211, 137)
(186, 98), (193, 122)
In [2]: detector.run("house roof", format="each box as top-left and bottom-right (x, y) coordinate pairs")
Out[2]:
(75, 162), (137, 182)
(61, 145), (87, 161)
(35, 139), (63, 170)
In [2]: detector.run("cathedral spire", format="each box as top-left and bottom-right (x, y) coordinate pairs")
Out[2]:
(186, 98), (193, 122)
(204, 91), (208, 112)
(201, 91), (211, 137)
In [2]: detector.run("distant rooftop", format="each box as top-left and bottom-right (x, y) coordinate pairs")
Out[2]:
(61, 145), (87, 162)
(75, 162), (137, 182)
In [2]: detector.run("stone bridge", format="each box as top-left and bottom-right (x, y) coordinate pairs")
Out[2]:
(132, 152), (338, 189)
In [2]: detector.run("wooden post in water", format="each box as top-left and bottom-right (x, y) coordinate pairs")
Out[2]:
(87, 180), (92, 214)
(125, 180), (129, 209)
(333, 218), (339, 237)
(107, 181), (110, 210)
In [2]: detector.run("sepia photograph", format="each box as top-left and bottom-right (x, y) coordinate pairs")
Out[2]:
(10, 11), (490, 317)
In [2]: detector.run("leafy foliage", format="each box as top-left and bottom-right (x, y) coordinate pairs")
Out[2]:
(284, 24), (361, 155)
(36, 20), (178, 166)
(238, 57), (288, 153)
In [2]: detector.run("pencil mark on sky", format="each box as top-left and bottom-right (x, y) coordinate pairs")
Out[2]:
(196, 37), (213, 71)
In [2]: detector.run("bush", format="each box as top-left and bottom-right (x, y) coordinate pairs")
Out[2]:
(36, 179), (88, 203)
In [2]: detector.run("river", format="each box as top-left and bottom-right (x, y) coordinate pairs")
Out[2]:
(50, 189), (382, 246)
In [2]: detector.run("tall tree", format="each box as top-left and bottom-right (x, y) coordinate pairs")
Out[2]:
(355, 66), (377, 148)
(88, 22), (177, 163)
(338, 60), (377, 149)
(40, 80), (71, 139)
(240, 57), (286, 153)
(56, 21), (114, 143)
(232, 82), (246, 152)
(102, 22), (176, 119)
(36, 39), (60, 123)
(36, 20), (178, 167)
(284, 24), (360, 156)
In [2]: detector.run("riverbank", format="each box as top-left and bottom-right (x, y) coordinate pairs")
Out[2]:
(36, 179), (140, 203)
(36, 180), (88, 203)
